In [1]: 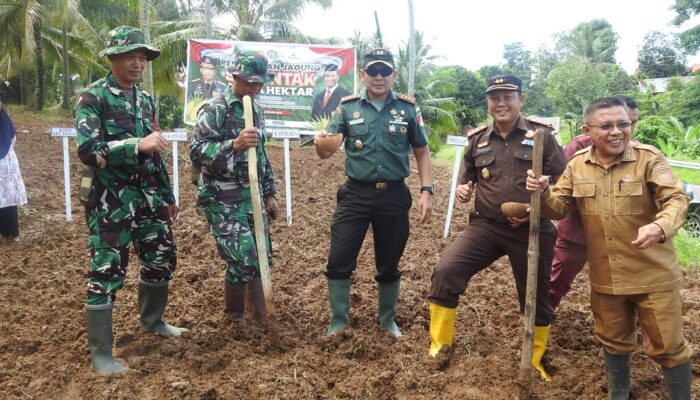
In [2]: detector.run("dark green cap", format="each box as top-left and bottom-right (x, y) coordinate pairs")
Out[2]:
(99, 26), (160, 61)
(227, 50), (275, 83)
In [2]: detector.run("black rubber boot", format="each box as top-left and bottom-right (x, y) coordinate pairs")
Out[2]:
(326, 279), (350, 336)
(662, 361), (692, 400)
(138, 280), (188, 336)
(85, 303), (129, 375)
(604, 350), (631, 400)
(224, 279), (247, 324)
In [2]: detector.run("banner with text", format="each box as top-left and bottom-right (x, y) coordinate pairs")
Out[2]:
(185, 39), (356, 136)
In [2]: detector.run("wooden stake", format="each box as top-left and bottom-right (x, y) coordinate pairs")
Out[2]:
(243, 95), (274, 314)
(518, 129), (544, 399)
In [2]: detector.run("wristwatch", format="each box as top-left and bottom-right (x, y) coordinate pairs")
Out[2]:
(420, 186), (435, 195)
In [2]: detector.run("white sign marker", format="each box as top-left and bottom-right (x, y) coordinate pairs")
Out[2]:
(444, 136), (469, 238)
(51, 128), (77, 221)
(162, 129), (188, 205)
(271, 129), (299, 225)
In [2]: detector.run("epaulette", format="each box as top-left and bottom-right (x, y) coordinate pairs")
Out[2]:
(397, 93), (416, 104)
(524, 117), (553, 129)
(466, 124), (488, 138)
(340, 94), (360, 103)
(191, 78), (201, 83)
(572, 147), (591, 157)
(633, 142), (662, 155)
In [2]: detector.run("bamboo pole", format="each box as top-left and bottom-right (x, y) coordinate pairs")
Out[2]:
(518, 129), (544, 399)
(243, 95), (274, 314)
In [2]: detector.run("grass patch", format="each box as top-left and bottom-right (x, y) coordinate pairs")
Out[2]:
(673, 167), (700, 185)
(675, 228), (700, 270)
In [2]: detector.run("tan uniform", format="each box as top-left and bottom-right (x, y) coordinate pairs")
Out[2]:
(541, 142), (693, 366)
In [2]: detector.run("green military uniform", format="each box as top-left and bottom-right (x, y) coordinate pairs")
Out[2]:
(190, 85), (276, 284)
(325, 89), (428, 282)
(76, 26), (186, 377)
(322, 48), (431, 338)
(76, 60), (175, 306)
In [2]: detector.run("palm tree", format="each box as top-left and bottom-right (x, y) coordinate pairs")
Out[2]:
(215, 0), (332, 42)
(555, 19), (618, 64)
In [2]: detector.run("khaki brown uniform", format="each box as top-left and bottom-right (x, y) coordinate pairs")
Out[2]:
(429, 116), (566, 326)
(541, 142), (693, 367)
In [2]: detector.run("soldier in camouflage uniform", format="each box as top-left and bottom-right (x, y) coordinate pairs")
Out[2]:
(190, 50), (278, 324)
(75, 26), (187, 376)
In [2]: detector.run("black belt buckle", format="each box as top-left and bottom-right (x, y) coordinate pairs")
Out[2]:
(375, 182), (387, 190)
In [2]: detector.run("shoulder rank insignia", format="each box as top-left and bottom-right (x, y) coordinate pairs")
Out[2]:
(340, 94), (360, 104)
(397, 93), (416, 104)
(466, 124), (489, 138)
(524, 117), (553, 129)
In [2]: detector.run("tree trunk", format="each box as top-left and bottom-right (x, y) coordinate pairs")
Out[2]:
(33, 21), (44, 111)
(62, 24), (70, 110)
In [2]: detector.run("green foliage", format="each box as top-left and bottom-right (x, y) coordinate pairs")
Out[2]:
(634, 115), (673, 147)
(158, 95), (184, 129)
(657, 117), (700, 158)
(637, 31), (688, 79)
(682, 73), (700, 124)
(432, 65), (487, 129)
(674, 228), (700, 269)
(671, 0), (700, 53)
(555, 19), (618, 64)
(673, 166), (700, 184)
(546, 62), (606, 116)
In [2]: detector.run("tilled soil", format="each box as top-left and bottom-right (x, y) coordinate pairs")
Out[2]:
(0, 111), (698, 399)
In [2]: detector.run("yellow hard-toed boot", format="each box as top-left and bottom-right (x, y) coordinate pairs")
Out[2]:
(429, 302), (456, 357)
(532, 325), (552, 381)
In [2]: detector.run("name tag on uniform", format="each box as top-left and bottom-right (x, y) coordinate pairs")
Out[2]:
(349, 118), (364, 125)
(521, 139), (534, 147)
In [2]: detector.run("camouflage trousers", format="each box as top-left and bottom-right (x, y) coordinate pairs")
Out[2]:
(85, 192), (176, 305)
(203, 202), (272, 285)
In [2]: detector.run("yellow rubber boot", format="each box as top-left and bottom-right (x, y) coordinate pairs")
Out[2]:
(532, 325), (552, 381)
(429, 302), (456, 357)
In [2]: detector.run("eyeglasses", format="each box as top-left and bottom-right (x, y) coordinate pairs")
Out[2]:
(364, 65), (394, 78)
(585, 120), (632, 131)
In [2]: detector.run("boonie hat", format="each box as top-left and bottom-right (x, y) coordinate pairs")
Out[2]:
(362, 48), (394, 70)
(99, 26), (160, 61)
(227, 50), (275, 84)
(485, 75), (522, 93)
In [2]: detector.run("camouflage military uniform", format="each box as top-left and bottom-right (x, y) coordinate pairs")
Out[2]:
(190, 85), (276, 285)
(75, 72), (176, 305)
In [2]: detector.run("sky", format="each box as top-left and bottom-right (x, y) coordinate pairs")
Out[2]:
(291, 0), (700, 74)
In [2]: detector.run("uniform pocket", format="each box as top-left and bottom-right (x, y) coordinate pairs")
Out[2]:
(573, 181), (597, 215)
(614, 181), (643, 215)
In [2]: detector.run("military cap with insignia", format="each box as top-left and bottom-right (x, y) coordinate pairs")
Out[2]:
(200, 56), (216, 69)
(485, 74), (522, 93)
(362, 48), (395, 69)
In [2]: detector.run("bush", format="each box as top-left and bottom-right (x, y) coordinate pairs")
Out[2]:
(634, 116), (672, 147)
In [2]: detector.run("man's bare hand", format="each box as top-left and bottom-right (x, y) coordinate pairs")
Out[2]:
(456, 181), (474, 203)
(138, 131), (168, 153)
(264, 196), (278, 221)
(233, 127), (258, 152)
(631, 223), (665, 249)
(417, 192), (433, 224)
(165, 204), (179, 221)
(526, 169), (549, 193)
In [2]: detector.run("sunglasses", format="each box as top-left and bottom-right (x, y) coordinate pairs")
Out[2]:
(585, 120), (632, 131)
(364, 65), (394, 78)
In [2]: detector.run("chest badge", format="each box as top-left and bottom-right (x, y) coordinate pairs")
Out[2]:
(389, 124), (396, 133)
(525, 130), (535, 138)
(390, 109), (397, 116)
(353, 111), (361, 119)
(354, 139), (363, 150)
(482, 168), (491, 180)
(400, 109), (405, 116)
(400, 126), (407, 133)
